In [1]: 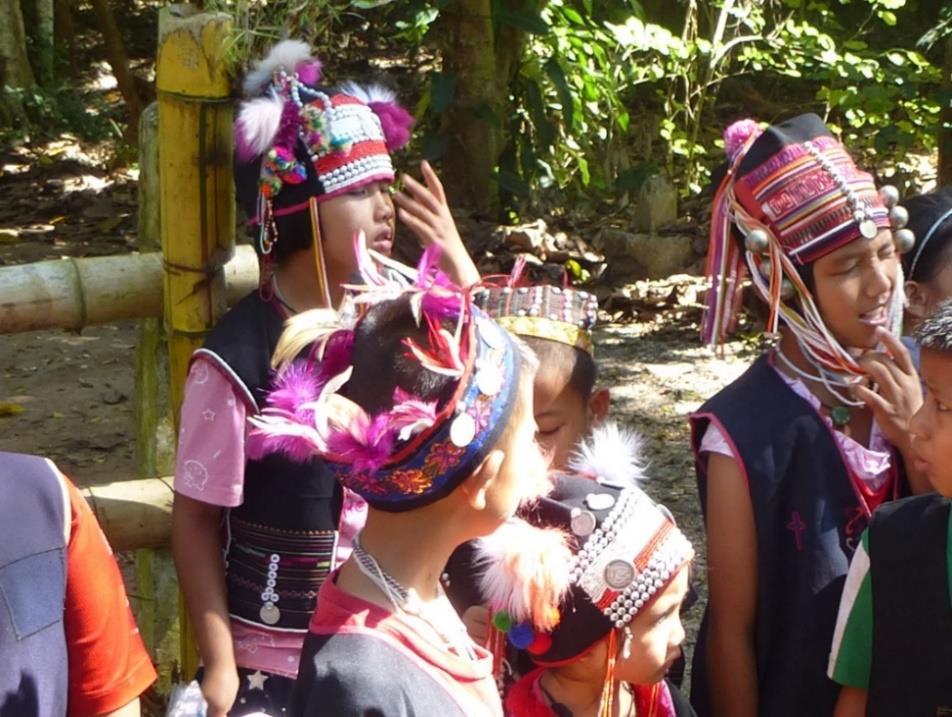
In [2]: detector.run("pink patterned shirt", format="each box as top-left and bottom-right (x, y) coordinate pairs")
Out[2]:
(174, 356), (368, 677)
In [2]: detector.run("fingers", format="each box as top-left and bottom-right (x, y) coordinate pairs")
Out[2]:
(874, 327), (915, 375)
(398, 207), (438, 245)
(858, 355), (902, 400)
(852, 384), (890, 416)
(420, 160), (447, 204)
(399, 172), (443, 215)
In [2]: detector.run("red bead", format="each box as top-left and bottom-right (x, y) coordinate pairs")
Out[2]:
(527, 632), (552, 655)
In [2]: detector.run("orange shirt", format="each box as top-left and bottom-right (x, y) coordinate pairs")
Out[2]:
(61, 473), (157, 716)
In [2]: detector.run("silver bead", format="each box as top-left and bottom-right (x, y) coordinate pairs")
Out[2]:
(889, 205), (909, 230)
(745, 229), (769, 254)
(879, 184), (900, 208)
(759, 259), (772, 279)
(780, 279), (795, 300)
(894, 228), (916, 254)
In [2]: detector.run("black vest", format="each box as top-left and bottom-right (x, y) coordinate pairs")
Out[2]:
(198, 291), (343, 631)
(0, 453), (69, 717)
(689, 354), (902, 717)
(867, 494), (952, 716)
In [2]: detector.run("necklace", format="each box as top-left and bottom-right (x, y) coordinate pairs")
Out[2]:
(351, 534), (477, 659)
(774, 346), (863, 427)
(539, 675), (635, 717)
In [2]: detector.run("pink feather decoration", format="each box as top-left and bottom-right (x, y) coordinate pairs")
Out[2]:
(723, 118), (762, 161)
(295, 59), (322, 87)
(369, 101), (414, 151)
(247, 361), (322, 462)
(235, 95), (286, 161)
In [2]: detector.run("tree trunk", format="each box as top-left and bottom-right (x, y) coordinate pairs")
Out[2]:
(437, 0), (501, 217)
(21, 0), (54, 84)
(939, 33), (952, 186)
(0, 0), (36, 96)
(89, 0), (143, 143)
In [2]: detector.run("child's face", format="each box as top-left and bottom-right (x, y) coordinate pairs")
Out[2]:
(812, 230), (899, 349)
(534, 363), (608, 471)
(614, 566), (689, 685)
(318, 181), (395, 277)
(909, 347), (952, 496)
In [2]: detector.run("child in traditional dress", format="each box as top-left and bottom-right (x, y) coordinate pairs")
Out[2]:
(828, 301), (952, 716)
(691, 113), (927, 716)
(171, 39), (478, 716)
(901, 188), (952, 366)
(249, 249), (548, 716)
(474, 425), (696, 716)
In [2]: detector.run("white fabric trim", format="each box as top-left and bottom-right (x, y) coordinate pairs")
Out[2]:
(828, 539), (869, 675)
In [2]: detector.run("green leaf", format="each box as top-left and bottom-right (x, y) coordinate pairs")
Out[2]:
(350, 0), (396, 7)
(886, 51), (905, 66)
(545, 58), (575, 128)
(560, 7), (584, 25)
(430, 73), (456, 113)
(497, 8), (550, 35)
(877, 9), (897, 26)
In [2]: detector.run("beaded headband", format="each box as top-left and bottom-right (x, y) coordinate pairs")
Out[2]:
(249, 234), (524, 512)
(702, 114), (915, 377)
(475, 425), (694, 663)
(472, 260), (598, 355)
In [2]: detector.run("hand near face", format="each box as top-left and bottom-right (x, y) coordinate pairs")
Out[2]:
(853, 327), (923, 453)
(393, 161), (480, 287)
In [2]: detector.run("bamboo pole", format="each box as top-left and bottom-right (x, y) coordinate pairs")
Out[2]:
(80, 477), (175, 551)
(157, 5), (233, 679)
(0, 247), (258, 335)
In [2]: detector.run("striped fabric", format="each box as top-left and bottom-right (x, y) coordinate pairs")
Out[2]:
(734, 136), (889, 264)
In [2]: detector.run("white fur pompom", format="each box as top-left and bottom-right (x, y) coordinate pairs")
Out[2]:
(477, 518), (571, 631)
(568, 423), (647, 489)
(235, 94), (286, 160)
(337, 81), (397, 105)
(243, 39), (314, 96)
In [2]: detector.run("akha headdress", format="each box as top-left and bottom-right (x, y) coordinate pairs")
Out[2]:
(702, 114), (915, 378)
(234, 40), (413, 262)
(472, 259), (599, 355)
(472, 425), (693, 714)
(248, 234), (526, 512)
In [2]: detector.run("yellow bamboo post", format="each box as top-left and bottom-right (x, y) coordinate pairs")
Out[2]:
(156, 4), (234, 679)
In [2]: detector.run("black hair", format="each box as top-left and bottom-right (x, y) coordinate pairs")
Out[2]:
(902, 187), (952, 283)
(345, 295), (459, 414)
(522, 336), (597, 401)
(916, 299), (952, 353)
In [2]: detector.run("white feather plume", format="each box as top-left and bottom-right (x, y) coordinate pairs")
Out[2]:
(568, 423), (647, 489)
(235, 94), (286, 159)
(477, 518), (571, 631)
(243, 39), (314, 96)
(337, 81), (397, 104)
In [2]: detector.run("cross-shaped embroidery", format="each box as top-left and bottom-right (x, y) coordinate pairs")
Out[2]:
(787, 511), (806, 552)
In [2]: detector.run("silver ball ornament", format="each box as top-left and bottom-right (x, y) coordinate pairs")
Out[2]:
(758, 259), (772, 279)
(781, 279), (795, 300)
(745, 229), (769, 254)
(894, 228), (915, 254)
(888, 205), (909, 230)
(879, 185), (900, 209)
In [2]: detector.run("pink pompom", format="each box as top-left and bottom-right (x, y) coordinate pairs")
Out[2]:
(723, 118), (762, 160)
(369, 101), (415, 151)
(295, 59), (322, 87)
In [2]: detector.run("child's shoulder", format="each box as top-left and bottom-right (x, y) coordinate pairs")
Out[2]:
(869, 493), (950, 552)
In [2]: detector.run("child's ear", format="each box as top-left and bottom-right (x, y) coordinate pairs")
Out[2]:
(905, 280), (931, 320)
(588, 388), (611, 426)
(461, 449), (506, 510)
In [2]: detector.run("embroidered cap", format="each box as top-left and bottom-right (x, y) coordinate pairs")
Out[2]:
(472, 283), (598, 355)
(233, 40), (414, 258)
(472, 425), (694, 664)
(249, 235), (525, 512)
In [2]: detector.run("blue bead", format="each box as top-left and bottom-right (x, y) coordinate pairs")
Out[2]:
(508, 622), (535, 649)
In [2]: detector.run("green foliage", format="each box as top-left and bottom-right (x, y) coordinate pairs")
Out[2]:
(1, 84), (120, 143)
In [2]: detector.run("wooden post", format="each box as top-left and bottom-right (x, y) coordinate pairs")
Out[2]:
(156, 4), (233, 678)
